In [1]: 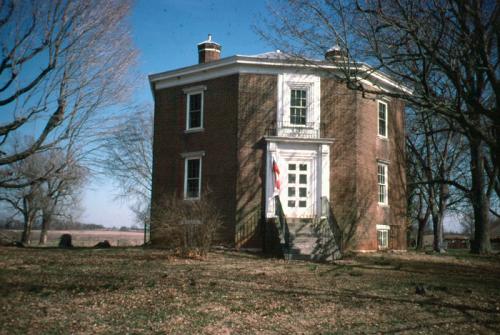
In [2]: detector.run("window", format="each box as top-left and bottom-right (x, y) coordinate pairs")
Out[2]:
(378, 163), (388, 205)
(377, 229), (389, 249)
(286, 162), (309, 210)
(184, 157), (201, 199)
(186, 92), (203, 130)
(378, 101), (388, 138)
(290, 89), (307, 125)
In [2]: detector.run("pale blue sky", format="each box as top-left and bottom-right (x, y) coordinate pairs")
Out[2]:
(82, 0), (272, 227)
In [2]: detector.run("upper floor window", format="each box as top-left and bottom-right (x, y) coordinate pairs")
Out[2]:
(183, 85), (207, 131)
(378, 101), (388, 138)
(277, 74), (320, 137)
(290, 89), (307, 125)
(378, 163), (388, 205)
(187, 92), (203, 130)
(184, 156), (202, 199)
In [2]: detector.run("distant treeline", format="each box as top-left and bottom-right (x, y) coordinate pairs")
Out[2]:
(0, 219), (105, 231)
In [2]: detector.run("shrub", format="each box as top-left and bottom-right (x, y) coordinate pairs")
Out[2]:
(58, 234), (73, 248)
(151, 192), (222, 257)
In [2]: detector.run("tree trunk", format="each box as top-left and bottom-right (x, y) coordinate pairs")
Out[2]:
(434, 183), (449, 253)
(431, 211), (445, 253)
(416, 218), (427, 250)
(470, 138), (491, 254)
(20, 196), (35, 245)
(39, 212), (51, 245)
(427, 185), (444, 252)
(21, 213), (34, 245)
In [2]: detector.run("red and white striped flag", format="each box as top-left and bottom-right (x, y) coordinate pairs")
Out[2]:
(272, 157), (281, 194)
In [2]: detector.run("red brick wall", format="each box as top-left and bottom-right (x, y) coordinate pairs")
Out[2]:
(198, 50), (220, 63)
(151, 74), (239, 245)
(354, 92), (406, 251)
(321, 79), (407, 251)
(235, 74), (277, 248)
(321, 78), (359, 250)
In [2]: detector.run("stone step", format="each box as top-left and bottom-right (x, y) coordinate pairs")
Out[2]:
(277, 217), (341, 261)
(288, 230), (314, 239)
(287, 223), (313, 233)
(291, 243), (316, 254)
(286, 218), (314, 224)
(290, 236), (319, 244)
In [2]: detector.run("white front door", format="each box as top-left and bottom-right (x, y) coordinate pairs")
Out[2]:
(284, 160), (313, 217)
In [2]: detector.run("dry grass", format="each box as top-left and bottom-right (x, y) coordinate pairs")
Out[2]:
(0, 247), (499, 334)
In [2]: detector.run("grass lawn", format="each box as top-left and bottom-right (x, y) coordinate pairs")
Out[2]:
(0, 247), (499, 334)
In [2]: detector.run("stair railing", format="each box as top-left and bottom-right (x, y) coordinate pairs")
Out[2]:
(274, 195), (290, 253)
(321, 196), (343, 254)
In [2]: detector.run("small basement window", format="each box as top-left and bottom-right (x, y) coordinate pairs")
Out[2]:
(377, 229), (389, 250)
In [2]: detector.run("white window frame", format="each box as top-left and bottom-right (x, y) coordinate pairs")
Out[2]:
(183, 156), (202, 200)
(377, 228), (389, 250)
(277, 73), (320, 134)
(184, 85), (206, 132)
(289, 86), (309, 126)
(377, 100), (388, 138)
(378, 162), (388, 205)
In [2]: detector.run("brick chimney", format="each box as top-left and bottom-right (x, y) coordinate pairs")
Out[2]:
(197, 34), (221, 64)
(325, 45), (348, 63)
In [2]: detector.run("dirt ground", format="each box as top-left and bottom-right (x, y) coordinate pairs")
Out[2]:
(0, 247), (499, 334)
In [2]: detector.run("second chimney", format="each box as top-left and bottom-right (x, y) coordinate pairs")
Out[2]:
(325, 45), (348, 63)
(198, 34), (221, 64)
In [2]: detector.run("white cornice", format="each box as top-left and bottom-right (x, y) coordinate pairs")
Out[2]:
(264, 136), (334, 145)
(148, 56), (411, 95)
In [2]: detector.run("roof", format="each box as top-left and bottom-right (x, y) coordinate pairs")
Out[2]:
(148, 51), (411, 95)
(247, 50), (315, 61)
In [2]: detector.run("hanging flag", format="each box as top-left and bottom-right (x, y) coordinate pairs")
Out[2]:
(272, 157), (281, 194)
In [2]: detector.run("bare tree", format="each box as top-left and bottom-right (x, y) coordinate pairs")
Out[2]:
(99, 107), (153, 242)
(37, 151), (86, 244)
(406, 147), (431, 250)
(259, 0), (499, 253)
(1, 151), (46, 244)
(0, 144), (85, 244)
(0, 0), (137, 189)
(406, 109), (468, 252)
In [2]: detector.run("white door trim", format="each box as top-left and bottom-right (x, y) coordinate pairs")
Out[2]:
(265, 141), (330, 218)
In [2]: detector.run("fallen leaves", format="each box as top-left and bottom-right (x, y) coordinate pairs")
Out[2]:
(0, 247), (499, 334)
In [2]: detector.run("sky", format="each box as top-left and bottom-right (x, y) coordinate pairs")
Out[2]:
(81, 0), (273, 227)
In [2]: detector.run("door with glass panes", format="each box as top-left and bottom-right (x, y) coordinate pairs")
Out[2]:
(284, 161), (313, 217)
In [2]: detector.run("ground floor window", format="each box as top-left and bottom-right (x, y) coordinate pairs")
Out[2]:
(184, 157), (201, 199)
(377, 229), (389, 249)
(378, 163), (388, 205)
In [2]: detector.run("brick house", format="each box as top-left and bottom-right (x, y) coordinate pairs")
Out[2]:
(149, 36), (407, 257)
